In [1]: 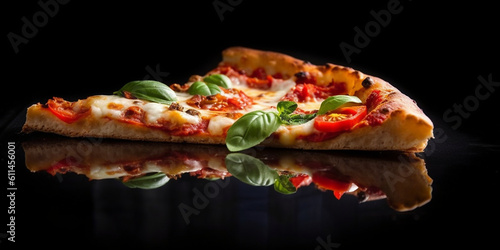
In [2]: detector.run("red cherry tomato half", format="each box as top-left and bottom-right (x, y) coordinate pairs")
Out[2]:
(47, 98), (90, 123)
(313, 106), (367, 133)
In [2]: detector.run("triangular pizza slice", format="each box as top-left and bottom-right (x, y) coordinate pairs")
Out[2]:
(23, 47), (433, 151)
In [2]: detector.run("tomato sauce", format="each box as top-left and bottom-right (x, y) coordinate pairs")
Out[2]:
(366, 89), (383, 110)
(281, 82), (347, 102)
(186, 88), (253, 111)
(148, 117), (210, 136)
(365, 111), (388, 126)
(122, 106), (145, 125)
(364, 90), (389, 126)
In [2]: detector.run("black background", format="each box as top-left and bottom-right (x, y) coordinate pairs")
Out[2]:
(2, 0), (500, 249)
(3, 0), (499, 137)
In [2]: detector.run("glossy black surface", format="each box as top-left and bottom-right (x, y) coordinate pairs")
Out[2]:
(3, 1), (499, 249)
(2, 116), (498, 249)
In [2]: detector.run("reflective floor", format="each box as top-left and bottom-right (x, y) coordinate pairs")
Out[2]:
(2, 114), (498, 249)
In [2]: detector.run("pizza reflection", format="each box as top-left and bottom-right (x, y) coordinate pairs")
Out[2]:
(23, 136), (432, 212)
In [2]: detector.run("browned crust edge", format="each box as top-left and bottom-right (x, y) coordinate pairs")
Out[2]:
(222, 47), (434, 151)
(22, 106), (226, 145)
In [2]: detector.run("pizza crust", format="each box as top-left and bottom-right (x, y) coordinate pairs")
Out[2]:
(23, 106), (226, 145)
(222, 47), (434, 151)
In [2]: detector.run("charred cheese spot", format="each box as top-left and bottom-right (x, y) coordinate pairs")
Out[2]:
(107, 102), (124, 110)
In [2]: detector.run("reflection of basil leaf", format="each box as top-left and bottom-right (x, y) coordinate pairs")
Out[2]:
(121, 172), (169, 189)
(317, 95), (362, 115)
(226, 153), (297, 195)
(226, 111), (281, 152)
(225, 153), (278, 186)
(188, 81), (222, 96)
(203, 74), (232, 89)
(274, 175), (297, 194)
(113, 80), (177, 104)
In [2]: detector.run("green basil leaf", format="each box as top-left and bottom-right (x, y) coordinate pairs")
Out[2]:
(114, 80), (177, 104)
(277, 101), (297, 115)
(317, 95), (362, 115)
(226, 110), (281, 152)
(225, 153), (278, 186)
(121, 172), (169, 189)
(188, 81), (222, 96)
(274, 175), (297, 194)
(283, 113), (317, 125)
(203, 74), (233, 89)
(277, 101), (316, 125)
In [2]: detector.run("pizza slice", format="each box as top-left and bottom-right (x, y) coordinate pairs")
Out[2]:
(22, 47), (433, 151)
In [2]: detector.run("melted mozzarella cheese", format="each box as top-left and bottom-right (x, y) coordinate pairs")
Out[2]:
(275, 120), (317, 145)
(247, 79), (296, 106)
(227, 79), (296, 115)
(236, 79), (319, 144)
(90, 95), (134, 120)
(208, 116), (235, 136)
(142, 102), (166, 123)
(297, 100), (322, 111)
(87, 77), (316, 140)
(155, 109), (201, 126)
(89, 95), (200, 126)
